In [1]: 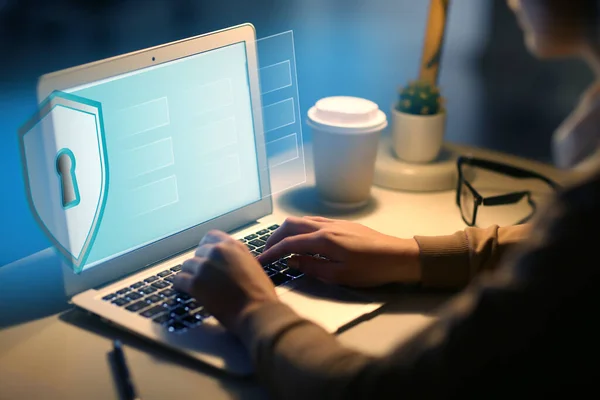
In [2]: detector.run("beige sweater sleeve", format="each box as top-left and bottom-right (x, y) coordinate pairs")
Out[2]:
(414, 224), (530, 289)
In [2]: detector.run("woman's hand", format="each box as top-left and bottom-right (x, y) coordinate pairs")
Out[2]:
(258, 216), (421, 287)
(173, 230), (278, 334)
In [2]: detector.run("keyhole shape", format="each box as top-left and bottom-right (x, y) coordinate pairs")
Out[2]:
(56, 149), (81, 209)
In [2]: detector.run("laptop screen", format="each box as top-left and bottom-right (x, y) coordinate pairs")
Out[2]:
(64, 42), (261, 271)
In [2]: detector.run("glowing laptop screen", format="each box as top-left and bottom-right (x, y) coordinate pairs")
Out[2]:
(65, 42), (261, 270)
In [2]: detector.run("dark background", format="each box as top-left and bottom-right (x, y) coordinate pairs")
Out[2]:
(0, 0), (593, 266)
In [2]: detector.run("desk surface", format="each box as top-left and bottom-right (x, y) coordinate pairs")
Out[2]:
(0, 143), (575, 399)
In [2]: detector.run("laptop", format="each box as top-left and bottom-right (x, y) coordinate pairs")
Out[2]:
(37, 23), (381, 375)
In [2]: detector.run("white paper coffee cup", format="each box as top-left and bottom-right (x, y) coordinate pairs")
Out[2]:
(307, 96), (388, 208)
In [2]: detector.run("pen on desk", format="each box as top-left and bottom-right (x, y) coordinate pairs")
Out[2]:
(111, 340), (142, 400)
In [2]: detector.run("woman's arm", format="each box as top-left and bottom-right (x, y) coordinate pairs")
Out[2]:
(257, 217), (530, 290)
(415, 224), (531, 289)
(236, 171), (599, 399)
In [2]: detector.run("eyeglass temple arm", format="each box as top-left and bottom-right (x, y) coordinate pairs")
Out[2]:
(459, 157), (560, 189)
(483, 191), (537, 225)
(482, 191), (530, 206)
(516, 198), (537, 225)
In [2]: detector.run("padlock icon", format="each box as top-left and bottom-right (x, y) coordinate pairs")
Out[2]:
(19, 91), (109, 273)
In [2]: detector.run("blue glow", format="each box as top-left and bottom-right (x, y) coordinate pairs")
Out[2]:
(65, 42), (261, 269)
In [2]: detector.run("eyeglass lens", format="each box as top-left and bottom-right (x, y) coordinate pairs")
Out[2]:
(460, 181), (476, 225)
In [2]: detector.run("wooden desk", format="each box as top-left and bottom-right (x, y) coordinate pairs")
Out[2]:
(0, 143), (575, 399)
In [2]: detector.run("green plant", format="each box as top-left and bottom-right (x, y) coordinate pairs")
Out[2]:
(396, 80), (443, 116)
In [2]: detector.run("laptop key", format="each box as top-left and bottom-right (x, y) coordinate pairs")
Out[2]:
(163, 275), (175, 283)
(257, 229), (270, 235)
(153, 314), (172, 325)
(286, 268), (304, 278)
(182, 315), (201, 327)
(140, 286), (158, 295)
(130, 281), (145, 289)
(152, 281), (169, 290)
(249, 239), (266, 247)
(126, 292), (143, 300)
(140, 306), (166, 318)
(144, 276), (158, 283)
(146, 294), (162, 304)
(167, 322), (186, 332)
(255, 246), (265, 254)
(144, 276), (159, 283)
(116, 288), (131, 296)
(126, 301), (148, 312)
(171, 307), (188, 317)
(189, 310), (203, 320)
(270, 273), (292, 286)
(102, 293), (116, 301)
(260, 234), (271, 242)
(270, 261), (287, 272)
(245, 243), (256, 251)
(170, 265), (182, 272)
(251, 250), (260, 257)
(112, 298), (130, 306)
(268, 224), (280, 231)
(161, 299), (178, 308)
(176, 293), (191, 302)
(157, 270), (172, 278)
(185, 301), (200, 311)
(158, 288), (177, 298)
(160, 288), (176, 298)
(244, 234), (258, 240)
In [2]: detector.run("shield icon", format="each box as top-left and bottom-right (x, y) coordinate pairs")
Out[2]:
(18, 91), (109, 273)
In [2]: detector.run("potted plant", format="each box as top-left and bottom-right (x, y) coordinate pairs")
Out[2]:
(391, 80), (446, 163)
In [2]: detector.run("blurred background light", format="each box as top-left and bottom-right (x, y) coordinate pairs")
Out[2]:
(0, 0), (592, 266)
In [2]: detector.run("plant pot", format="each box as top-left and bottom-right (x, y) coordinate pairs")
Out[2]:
(391, 106), (446, 163)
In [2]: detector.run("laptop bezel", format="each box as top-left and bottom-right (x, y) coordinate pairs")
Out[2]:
(36, 23), (273, 297)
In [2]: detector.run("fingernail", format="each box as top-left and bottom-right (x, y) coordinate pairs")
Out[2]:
(287, 257), (299, 269)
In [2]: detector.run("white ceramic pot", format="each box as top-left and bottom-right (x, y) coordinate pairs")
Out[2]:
(391, 106), (446, 163)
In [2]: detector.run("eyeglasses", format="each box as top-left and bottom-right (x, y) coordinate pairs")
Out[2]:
(456, 156), (560, 227)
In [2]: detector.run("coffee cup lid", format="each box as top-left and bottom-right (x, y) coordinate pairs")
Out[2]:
(307, 96), (387, 134)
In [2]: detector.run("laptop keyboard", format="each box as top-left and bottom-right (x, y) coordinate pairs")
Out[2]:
(101, 224), (304, 333)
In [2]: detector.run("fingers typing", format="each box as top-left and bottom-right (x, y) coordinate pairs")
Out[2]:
(200, 230), (228, 246)
(258, 232), (330, 265)
(173, 271), (195, 293)
(264, 217), (321, 251)
(303, 216), (334, 223)
(289, 255), (342, 284)
(181, 256), (206, 275)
